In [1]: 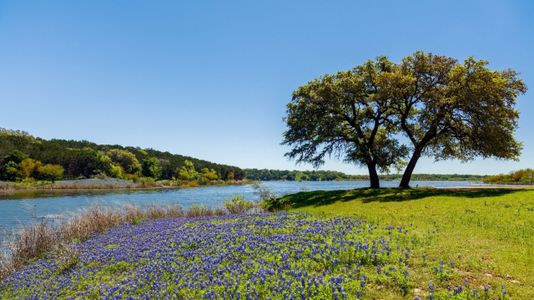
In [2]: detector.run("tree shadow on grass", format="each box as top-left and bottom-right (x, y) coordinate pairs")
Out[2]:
(285, 187), (523, 208)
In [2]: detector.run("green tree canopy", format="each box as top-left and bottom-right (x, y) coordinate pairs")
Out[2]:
(107, 149), (142, 175)
(19, 158), (42, 179)
(283, 57), (407, 188)
(177, 160), (198, 181)
(3, 150), (28, 164)
(141, 157), (162, 179)
(0, 161), (21, 181)
(284, 51), (526, 188)
(383, 51), (526, 187)
(64, 148), (114, 178)
(200, 167), (219, 181)
(35, 164), (64, 181)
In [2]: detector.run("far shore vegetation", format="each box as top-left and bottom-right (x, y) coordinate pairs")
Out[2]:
(244, 168), (485, 182)
(0, 128), (245, 191)
(483, 168), (534, 185)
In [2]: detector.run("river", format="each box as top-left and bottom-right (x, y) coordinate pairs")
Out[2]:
(0, 180), (484, 238)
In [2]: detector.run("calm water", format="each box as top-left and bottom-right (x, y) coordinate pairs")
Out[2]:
(0, 180), (483, 237)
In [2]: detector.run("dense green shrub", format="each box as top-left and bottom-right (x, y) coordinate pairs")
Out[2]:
(36, 164), (64, 181)
(19, 158), (42, 179)
(107, 149), (142, 176)
(141, 157), (162, 179)
(200, 167), (218, 182)
(177, 160), (199, 181)
(0, 160), (21, 181)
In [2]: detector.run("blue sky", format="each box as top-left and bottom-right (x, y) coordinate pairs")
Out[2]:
(0, 1), (532, 175)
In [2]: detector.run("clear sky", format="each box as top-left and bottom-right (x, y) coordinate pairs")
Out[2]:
(0, 1), (532, 175)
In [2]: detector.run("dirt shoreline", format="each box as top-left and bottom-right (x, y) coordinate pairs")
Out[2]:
(0, 179), (250, 198)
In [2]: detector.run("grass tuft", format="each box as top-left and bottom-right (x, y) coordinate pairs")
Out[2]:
(224, 196), (255, 214)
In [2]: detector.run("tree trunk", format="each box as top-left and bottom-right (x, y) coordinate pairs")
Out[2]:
(367, 163), (380, 189)
(399, 148), (422, 188)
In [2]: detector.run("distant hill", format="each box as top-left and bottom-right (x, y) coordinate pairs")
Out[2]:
(0, 128), (244, 181)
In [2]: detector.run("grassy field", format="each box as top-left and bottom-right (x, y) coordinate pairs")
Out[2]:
(282, 188), (534, 298)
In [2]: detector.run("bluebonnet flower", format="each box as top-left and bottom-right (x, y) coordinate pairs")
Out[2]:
(0, 212), (483, 299)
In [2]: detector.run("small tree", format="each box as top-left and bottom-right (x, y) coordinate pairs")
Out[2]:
(1, 161), (21, 181)
(0, 151), (28, 181)
(383, 52), (526, 188)
(177, 160), (198, 181)
(141, 157), (162, 179)
(283, 58), (407, 188)
(66, 148), (114, 178)
(36, 164), (64, 181)
(19, 158), (42, 179)
(109, 164), (125, 178)
(200, 168), (219, 181)
(107, 149), (142, 176)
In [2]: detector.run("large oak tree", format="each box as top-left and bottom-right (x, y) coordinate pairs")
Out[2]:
(283, 58), (407, 188)
(383, 52), (526, 188)
(284, 52), (526, 189)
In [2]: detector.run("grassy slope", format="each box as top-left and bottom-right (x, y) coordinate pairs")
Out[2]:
(281, 188), (534, 298)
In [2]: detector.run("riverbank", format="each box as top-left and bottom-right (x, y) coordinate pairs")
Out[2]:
(0, 178), (250, 198)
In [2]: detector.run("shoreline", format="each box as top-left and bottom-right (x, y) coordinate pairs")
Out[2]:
(1, 178), (532, 200)
(0, 179), (250, 199)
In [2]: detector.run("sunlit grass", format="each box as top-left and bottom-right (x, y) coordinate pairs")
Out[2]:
(284, 188), (534, 298)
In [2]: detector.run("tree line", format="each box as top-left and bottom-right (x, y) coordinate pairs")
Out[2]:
(483, 169), (534, 185)
(283, 51), (526, 188)
(244, 169), (353, 181)
(0, 128), (244, 182)
(244, 168), (483, 182)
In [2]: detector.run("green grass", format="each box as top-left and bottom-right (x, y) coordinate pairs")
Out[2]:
(281, 188), (534, 298)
